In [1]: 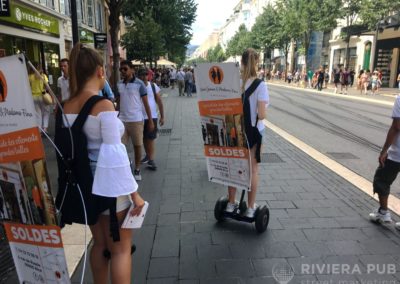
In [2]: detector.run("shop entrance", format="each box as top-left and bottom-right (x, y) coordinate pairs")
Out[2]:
(0, 34), (60, 92)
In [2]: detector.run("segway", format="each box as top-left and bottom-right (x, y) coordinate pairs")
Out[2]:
(214, 189), (269, 233)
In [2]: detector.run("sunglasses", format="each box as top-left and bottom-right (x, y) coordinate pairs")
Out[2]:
(119, 67), (129, 72)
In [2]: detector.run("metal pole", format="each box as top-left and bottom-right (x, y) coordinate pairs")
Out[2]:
(370, 24), (379, 72)
(70, 0), (79, 44)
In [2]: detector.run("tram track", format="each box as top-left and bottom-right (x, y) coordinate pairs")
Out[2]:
(270, 90), (384, 153)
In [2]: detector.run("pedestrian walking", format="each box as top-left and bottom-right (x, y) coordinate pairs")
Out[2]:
(185, 68), (194, 97)
(317, 68), (324, 91)
(324, 69), (330, 88)
(137, 68), (165, 170)
(57, 58), (70, 102)
(60, 43), (145, 283)
(349, 69), (355, 87)
(117, 60), (154, 181)
(176, 68), (185, 96)
(340, 67), (350, 95)
(29, 62), (51, 134)
(370, 71), (379, 95)
(225, 48), (269, 218)
(333, 67), (341, 94)
(369, 95), (400, 230)
(169, 68), (177, 89)
(360, 70), (370, 95)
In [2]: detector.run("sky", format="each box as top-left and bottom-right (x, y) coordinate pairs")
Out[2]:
(190, 0), (239, 46)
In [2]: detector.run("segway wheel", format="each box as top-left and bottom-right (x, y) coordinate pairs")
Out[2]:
(214, 197), (228, 222)
(255, 206), (269, 233)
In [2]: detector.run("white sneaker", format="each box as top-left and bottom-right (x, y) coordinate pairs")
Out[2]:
(133, 169), (142, 181)
(369, 208), (392, 223)
(225, 201), (238, 213)
(245, 204), (258, 218)
(395, 222), (400, 230)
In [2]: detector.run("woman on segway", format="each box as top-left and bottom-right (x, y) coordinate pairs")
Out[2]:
(225, 48), (270, 218)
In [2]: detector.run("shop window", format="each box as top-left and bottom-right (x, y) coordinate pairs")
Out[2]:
(87, 0), (94, 27)
(77, 0), (84, 24)
(95, 1), (104, 31)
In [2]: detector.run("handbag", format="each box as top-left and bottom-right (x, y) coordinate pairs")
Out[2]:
(42, 92), (54, 105)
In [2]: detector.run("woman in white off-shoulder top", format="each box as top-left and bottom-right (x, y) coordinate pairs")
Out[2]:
(63, 43), (144, 284)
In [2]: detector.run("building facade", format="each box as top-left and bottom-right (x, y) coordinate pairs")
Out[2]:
(0, 0), (108, 92)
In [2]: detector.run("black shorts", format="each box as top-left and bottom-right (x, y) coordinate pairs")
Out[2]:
(247, 126), (263, 163)
(143, 119), (158, 140)
(373, 159), (400, 196)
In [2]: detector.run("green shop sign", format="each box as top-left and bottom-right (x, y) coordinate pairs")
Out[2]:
(0, 2), (59, 37)
(79, 28), (94, 44)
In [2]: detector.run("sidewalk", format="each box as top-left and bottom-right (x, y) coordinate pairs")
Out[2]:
(66, 87), (400, 283)
(268, 79), (399, 100)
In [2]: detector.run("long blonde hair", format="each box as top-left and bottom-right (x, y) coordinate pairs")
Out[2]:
(68, 43), (103, 99)
(241, 48), (259, 92)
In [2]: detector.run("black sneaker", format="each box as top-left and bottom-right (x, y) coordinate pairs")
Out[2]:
(147, 160), (157, 170)
(141, 156), (149, 164)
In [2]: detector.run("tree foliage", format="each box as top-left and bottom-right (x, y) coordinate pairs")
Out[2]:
(359, 0), (400, 29)
(121, 13), (165, 65)
(226, 24), (252, 57)
(276, 0), (341, 70)
(206, 44), (226, 62)
(250, 5), (281, 51)
(122, 0), (197, 64)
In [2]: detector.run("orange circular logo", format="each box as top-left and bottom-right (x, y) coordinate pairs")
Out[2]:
(0, 70), (7, 103)
(208, 66), (224, 84)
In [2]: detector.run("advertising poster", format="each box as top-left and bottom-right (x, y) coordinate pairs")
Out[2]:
(0, 55), (67, 283)
(4, 223), (69, 283)
(194, 63), (251, 190)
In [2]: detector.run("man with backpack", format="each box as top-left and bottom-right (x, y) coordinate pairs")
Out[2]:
(137, 68), (165, 170)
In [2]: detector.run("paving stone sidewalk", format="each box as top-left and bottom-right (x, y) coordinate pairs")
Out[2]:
(71, 87), (400, 284)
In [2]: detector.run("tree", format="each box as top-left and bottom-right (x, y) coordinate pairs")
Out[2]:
(122, 0), (197, 64)
(121, 12), (165, 66)
(226, 24), (251, 57)
(359, 0), (400, 29)
(249, 5), (280, 52)
(340, 0), (362, 68)
(105, 0), (126, 90)
(206, 44), (226, 62)
(276, 0), (341, 70)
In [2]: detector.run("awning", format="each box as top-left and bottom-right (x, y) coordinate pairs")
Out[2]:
(157, 58), (176, 67)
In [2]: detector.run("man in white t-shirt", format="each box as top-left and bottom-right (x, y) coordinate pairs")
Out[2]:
(57, 58), (69, 102)
(118, 60), (154, 181)
(137, 68), (165, 170)
(370, 95), (400, 230)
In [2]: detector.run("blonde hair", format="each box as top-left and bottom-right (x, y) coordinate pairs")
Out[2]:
(68, 43), (103, 99)
(241, 48), (259, 92)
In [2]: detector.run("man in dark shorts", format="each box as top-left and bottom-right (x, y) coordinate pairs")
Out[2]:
(137, 68), (165, 170)
(340, 67), (350, 95)
(369, 95), (400, 230)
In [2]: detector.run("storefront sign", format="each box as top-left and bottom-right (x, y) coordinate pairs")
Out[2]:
(194, 63), (251, 190)
(0, 2), (59, 37)
(94, 33), (107, 49)
(0, 55), (67, 283)
(79, 28), (94, 44)
(0, 0), (10, 17)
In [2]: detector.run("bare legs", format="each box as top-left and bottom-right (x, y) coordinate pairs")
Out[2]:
(228, 146), (259, 208)
(144, 138), (155, 160)
(90, 208), (133, 284)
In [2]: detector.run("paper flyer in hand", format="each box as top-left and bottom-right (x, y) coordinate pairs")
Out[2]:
(122, 201), (149, 229)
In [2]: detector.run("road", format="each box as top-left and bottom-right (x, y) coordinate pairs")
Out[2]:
(267, 84), (400, 197)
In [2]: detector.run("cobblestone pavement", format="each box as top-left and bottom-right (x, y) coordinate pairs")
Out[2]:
(66, 86), (400, 284)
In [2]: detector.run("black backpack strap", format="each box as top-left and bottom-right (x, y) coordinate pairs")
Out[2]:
(74, 96), (106, 130)
(150, 83), (157, 96)
(243, 78), (262, 100)
(109, 199), (120, 242)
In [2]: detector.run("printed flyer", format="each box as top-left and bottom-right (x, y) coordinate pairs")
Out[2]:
(0, 55), (67, 283)
(195, 63), (251, 190)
